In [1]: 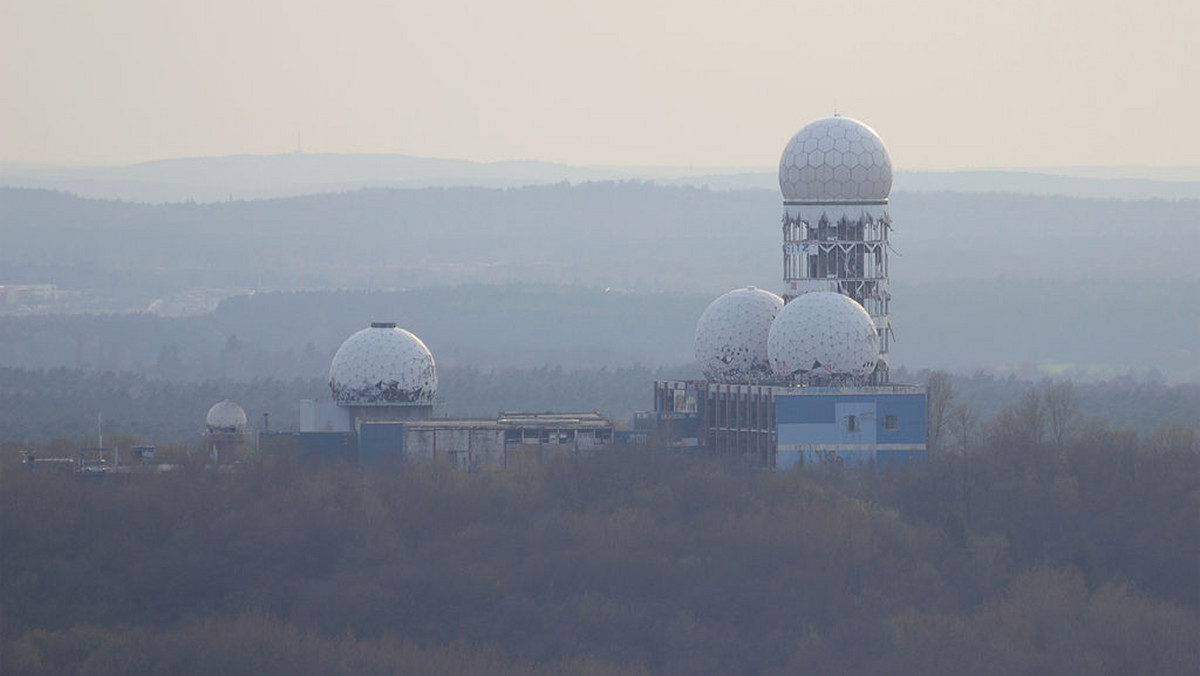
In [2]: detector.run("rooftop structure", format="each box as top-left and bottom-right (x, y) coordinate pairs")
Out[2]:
(206, 400), (248, 434)
(329, 321), (437, 426)
(778, 115), (892, 202)
(777, 116), (894, 380)
(330, 322), (437, 406)
(204, 399), (250, 464)
(767, 291), (879, 385)
(694, 286), (784, 384)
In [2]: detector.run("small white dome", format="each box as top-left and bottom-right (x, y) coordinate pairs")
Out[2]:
(329, 322), (437, 405)
(694, 287), (784, 383)
(768, 292), (879, 381)
(206, 400), (247, 433)
(779, 116), (892, 202)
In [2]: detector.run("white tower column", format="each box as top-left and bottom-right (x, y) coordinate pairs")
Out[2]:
(777, 116), (895, 383)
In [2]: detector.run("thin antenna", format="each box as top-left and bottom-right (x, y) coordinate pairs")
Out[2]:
(296, 132), (303, 154)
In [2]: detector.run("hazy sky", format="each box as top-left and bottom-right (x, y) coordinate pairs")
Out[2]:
(3, 0), (1197, 169)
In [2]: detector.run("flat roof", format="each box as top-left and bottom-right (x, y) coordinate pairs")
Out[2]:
(657, 379), (923, 396)
(360, 412), (613, 431)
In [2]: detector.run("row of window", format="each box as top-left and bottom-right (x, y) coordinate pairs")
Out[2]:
(782, 221), (888, 243)
(846, 414), (899, 433)
(503, 429), (613, 444)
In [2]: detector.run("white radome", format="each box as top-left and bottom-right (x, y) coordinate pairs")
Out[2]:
(694, 287), (784, 383)
(779, 116), (892, 202)
(206, 400), (248, 433)
(767, 292), (879, 380)
(330, 322), (437, 405)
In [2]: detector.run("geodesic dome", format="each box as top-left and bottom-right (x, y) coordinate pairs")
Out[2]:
(779, 116), (892, 202)
(206, 400), (247, 434)
(694, 287), (785, 383)
(767, 292), (879, 381)
(329, 322), (437, 406)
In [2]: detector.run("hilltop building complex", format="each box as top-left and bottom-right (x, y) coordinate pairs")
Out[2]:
(649, 116), (926, 468)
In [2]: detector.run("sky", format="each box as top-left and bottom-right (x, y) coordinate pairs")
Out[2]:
(2, 0), (1197, 169)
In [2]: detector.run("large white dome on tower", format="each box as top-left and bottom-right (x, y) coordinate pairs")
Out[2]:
(206, 400), (247, 434)
(694, 287), (785, 383)
(767, 292), (879, 381)
(779, 116), (892, 202)
(329, 322), (437, 405)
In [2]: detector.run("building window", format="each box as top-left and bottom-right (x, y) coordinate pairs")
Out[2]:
(846, 415), (859, 433)
(884, 415), (899, 432)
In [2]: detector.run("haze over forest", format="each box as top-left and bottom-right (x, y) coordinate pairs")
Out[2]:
(2, 157), (1198, 387)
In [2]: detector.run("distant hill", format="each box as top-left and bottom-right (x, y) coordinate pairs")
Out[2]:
(1, 182), (1197, 381)
(894, 169), (1200, 201)
(3, 153), (1198, 202)
(2, 183), (1195, 302)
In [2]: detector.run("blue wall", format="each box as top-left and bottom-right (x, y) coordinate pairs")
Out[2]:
(296, 432), (358, 464)
(776, 391), (926, 468)
(358, 423), (406, 466)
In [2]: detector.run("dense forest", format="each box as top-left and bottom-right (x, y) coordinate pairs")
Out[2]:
(0, 286), (711, 373)
(3, 402), (1197, 674)
(2, 280), (1198, 383)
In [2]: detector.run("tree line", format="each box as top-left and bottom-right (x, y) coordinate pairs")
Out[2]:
(2, 366), (1194, 447)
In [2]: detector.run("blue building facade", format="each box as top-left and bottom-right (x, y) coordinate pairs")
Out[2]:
(775, 389), (926, 468)
(651, 381), (927, 468)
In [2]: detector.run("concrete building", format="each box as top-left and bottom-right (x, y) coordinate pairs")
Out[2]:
(358, 412), (614, 470)
(282, 411), (614, 469)
(289, 322), (616, 470)
(652, 380), (925, 468)
(775, 388), (926, 468)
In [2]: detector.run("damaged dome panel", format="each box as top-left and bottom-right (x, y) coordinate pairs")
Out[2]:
(767, 291), (879, 383)
(329, 323), (438, 406)
(206, 399), (248, 433)
(694, 287), (785, 383)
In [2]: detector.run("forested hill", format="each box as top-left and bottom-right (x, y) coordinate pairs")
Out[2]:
(3, 184), (1197, 298)
(2, 184), (1198, 379)
(0, 183), (781, 297)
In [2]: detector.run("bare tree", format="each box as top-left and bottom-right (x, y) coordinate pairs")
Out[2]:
(1043, 381), (1079, 447)
(986, 388), (1045, 454)
(925, 371), (956, 457)
(948, 402), (978, 455)
(1014, 388), (1045, 446)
